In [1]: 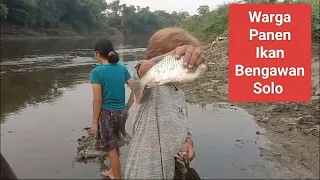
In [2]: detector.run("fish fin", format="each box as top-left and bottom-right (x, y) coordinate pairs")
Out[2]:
(132, 79), (145, 103)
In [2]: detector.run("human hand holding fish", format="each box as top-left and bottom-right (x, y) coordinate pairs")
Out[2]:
(131, 54), (207, 103)
(169, 45), (205, 69)
(136, 45), (205, 78)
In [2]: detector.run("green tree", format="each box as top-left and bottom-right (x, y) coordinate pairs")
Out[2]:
(1, 0), (182, 37)
(197, 5), (209, 15)
(0, 3), (8, 19)
(183, 0), (319, 40)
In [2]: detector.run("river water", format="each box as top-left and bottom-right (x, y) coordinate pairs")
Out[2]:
(1, 38), (282, 179)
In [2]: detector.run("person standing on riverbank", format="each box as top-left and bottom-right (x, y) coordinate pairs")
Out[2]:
(89, 39), (135, 179)
(124, 27), (205, 179)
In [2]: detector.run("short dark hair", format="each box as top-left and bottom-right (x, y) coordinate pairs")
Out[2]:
(94, 39), (120, 64)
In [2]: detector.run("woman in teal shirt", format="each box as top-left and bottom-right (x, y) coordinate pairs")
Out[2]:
(89, 39), (135, 179)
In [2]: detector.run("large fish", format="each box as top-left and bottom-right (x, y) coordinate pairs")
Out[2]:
(132, 54), (207, 103)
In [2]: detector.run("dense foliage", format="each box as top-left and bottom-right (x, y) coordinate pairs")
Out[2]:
(1, 0), (109, 33)
(104, 0), (189, 36)
(0, 0), (318, 40)
(182, 0), (320, 41)
(0, 0), (188, 36)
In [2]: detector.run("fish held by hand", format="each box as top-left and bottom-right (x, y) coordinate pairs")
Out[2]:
(132, 55), (207, 103)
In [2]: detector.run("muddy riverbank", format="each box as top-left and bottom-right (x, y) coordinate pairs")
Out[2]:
(179, 39), (320, 179)
(1, 55), (282, 179)
(1, 36), (318, 179)
(0, 24), (124, 41)
(1, 36), (295, 179)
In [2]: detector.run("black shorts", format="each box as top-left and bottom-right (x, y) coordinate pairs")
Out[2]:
(98, 108), (128, 152)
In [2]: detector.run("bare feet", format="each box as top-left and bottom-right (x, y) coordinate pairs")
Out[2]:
(101, 169), (115, 179)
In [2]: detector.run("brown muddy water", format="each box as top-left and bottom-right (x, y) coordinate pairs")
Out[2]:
(1, 38), (284, 179)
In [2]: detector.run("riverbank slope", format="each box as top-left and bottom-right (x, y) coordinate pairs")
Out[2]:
(179, 39), (320, 179)
(0, 24), (124, 40)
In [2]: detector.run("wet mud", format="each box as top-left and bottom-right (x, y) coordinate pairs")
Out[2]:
(179, 38), (320, 179)
(73, 127), (131, 165)
(1, 37), (318, 179)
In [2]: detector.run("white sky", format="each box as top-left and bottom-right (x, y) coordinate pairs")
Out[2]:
(119, 0), (235, 15)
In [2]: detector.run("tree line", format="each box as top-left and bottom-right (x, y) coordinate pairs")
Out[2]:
(0, 0), (189, 36)
(0, 0), (318, 40)
(183, 0), (319, 41)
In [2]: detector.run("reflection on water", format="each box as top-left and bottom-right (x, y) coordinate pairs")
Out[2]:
(0, 38), (147, 178)
(0, 38), (146, 123)
(0, 65), (93, 122)
(0, 61), (138, 179)
(187, 104), (278, 179)
(0, 38), (281, 179)
(0, 37), (147, 60)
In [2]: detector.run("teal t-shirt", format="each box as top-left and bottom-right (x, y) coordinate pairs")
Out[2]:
(89, 62), (131, 111)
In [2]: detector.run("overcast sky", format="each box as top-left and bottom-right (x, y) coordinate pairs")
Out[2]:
(119, 0), (235, 15)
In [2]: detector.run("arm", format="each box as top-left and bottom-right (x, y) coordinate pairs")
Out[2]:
(184, 131), (195, 160)
(185, 118), (193, 147)
(185, 133), (193, 147)
(92, 83), (102, 124)
(123, 66), (135, 110)
(179, 130), (195, 160)
(90, 69), (102, 125)
(185, 103), (193, 147)
(126, 91), (134, 111)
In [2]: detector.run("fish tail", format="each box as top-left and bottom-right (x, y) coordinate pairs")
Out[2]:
(132, 79), (145, 103)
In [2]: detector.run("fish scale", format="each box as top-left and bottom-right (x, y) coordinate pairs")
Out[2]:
(132, 55), (207, 103)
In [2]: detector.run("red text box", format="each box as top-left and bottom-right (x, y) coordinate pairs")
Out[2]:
(228, 3), (311, 102)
